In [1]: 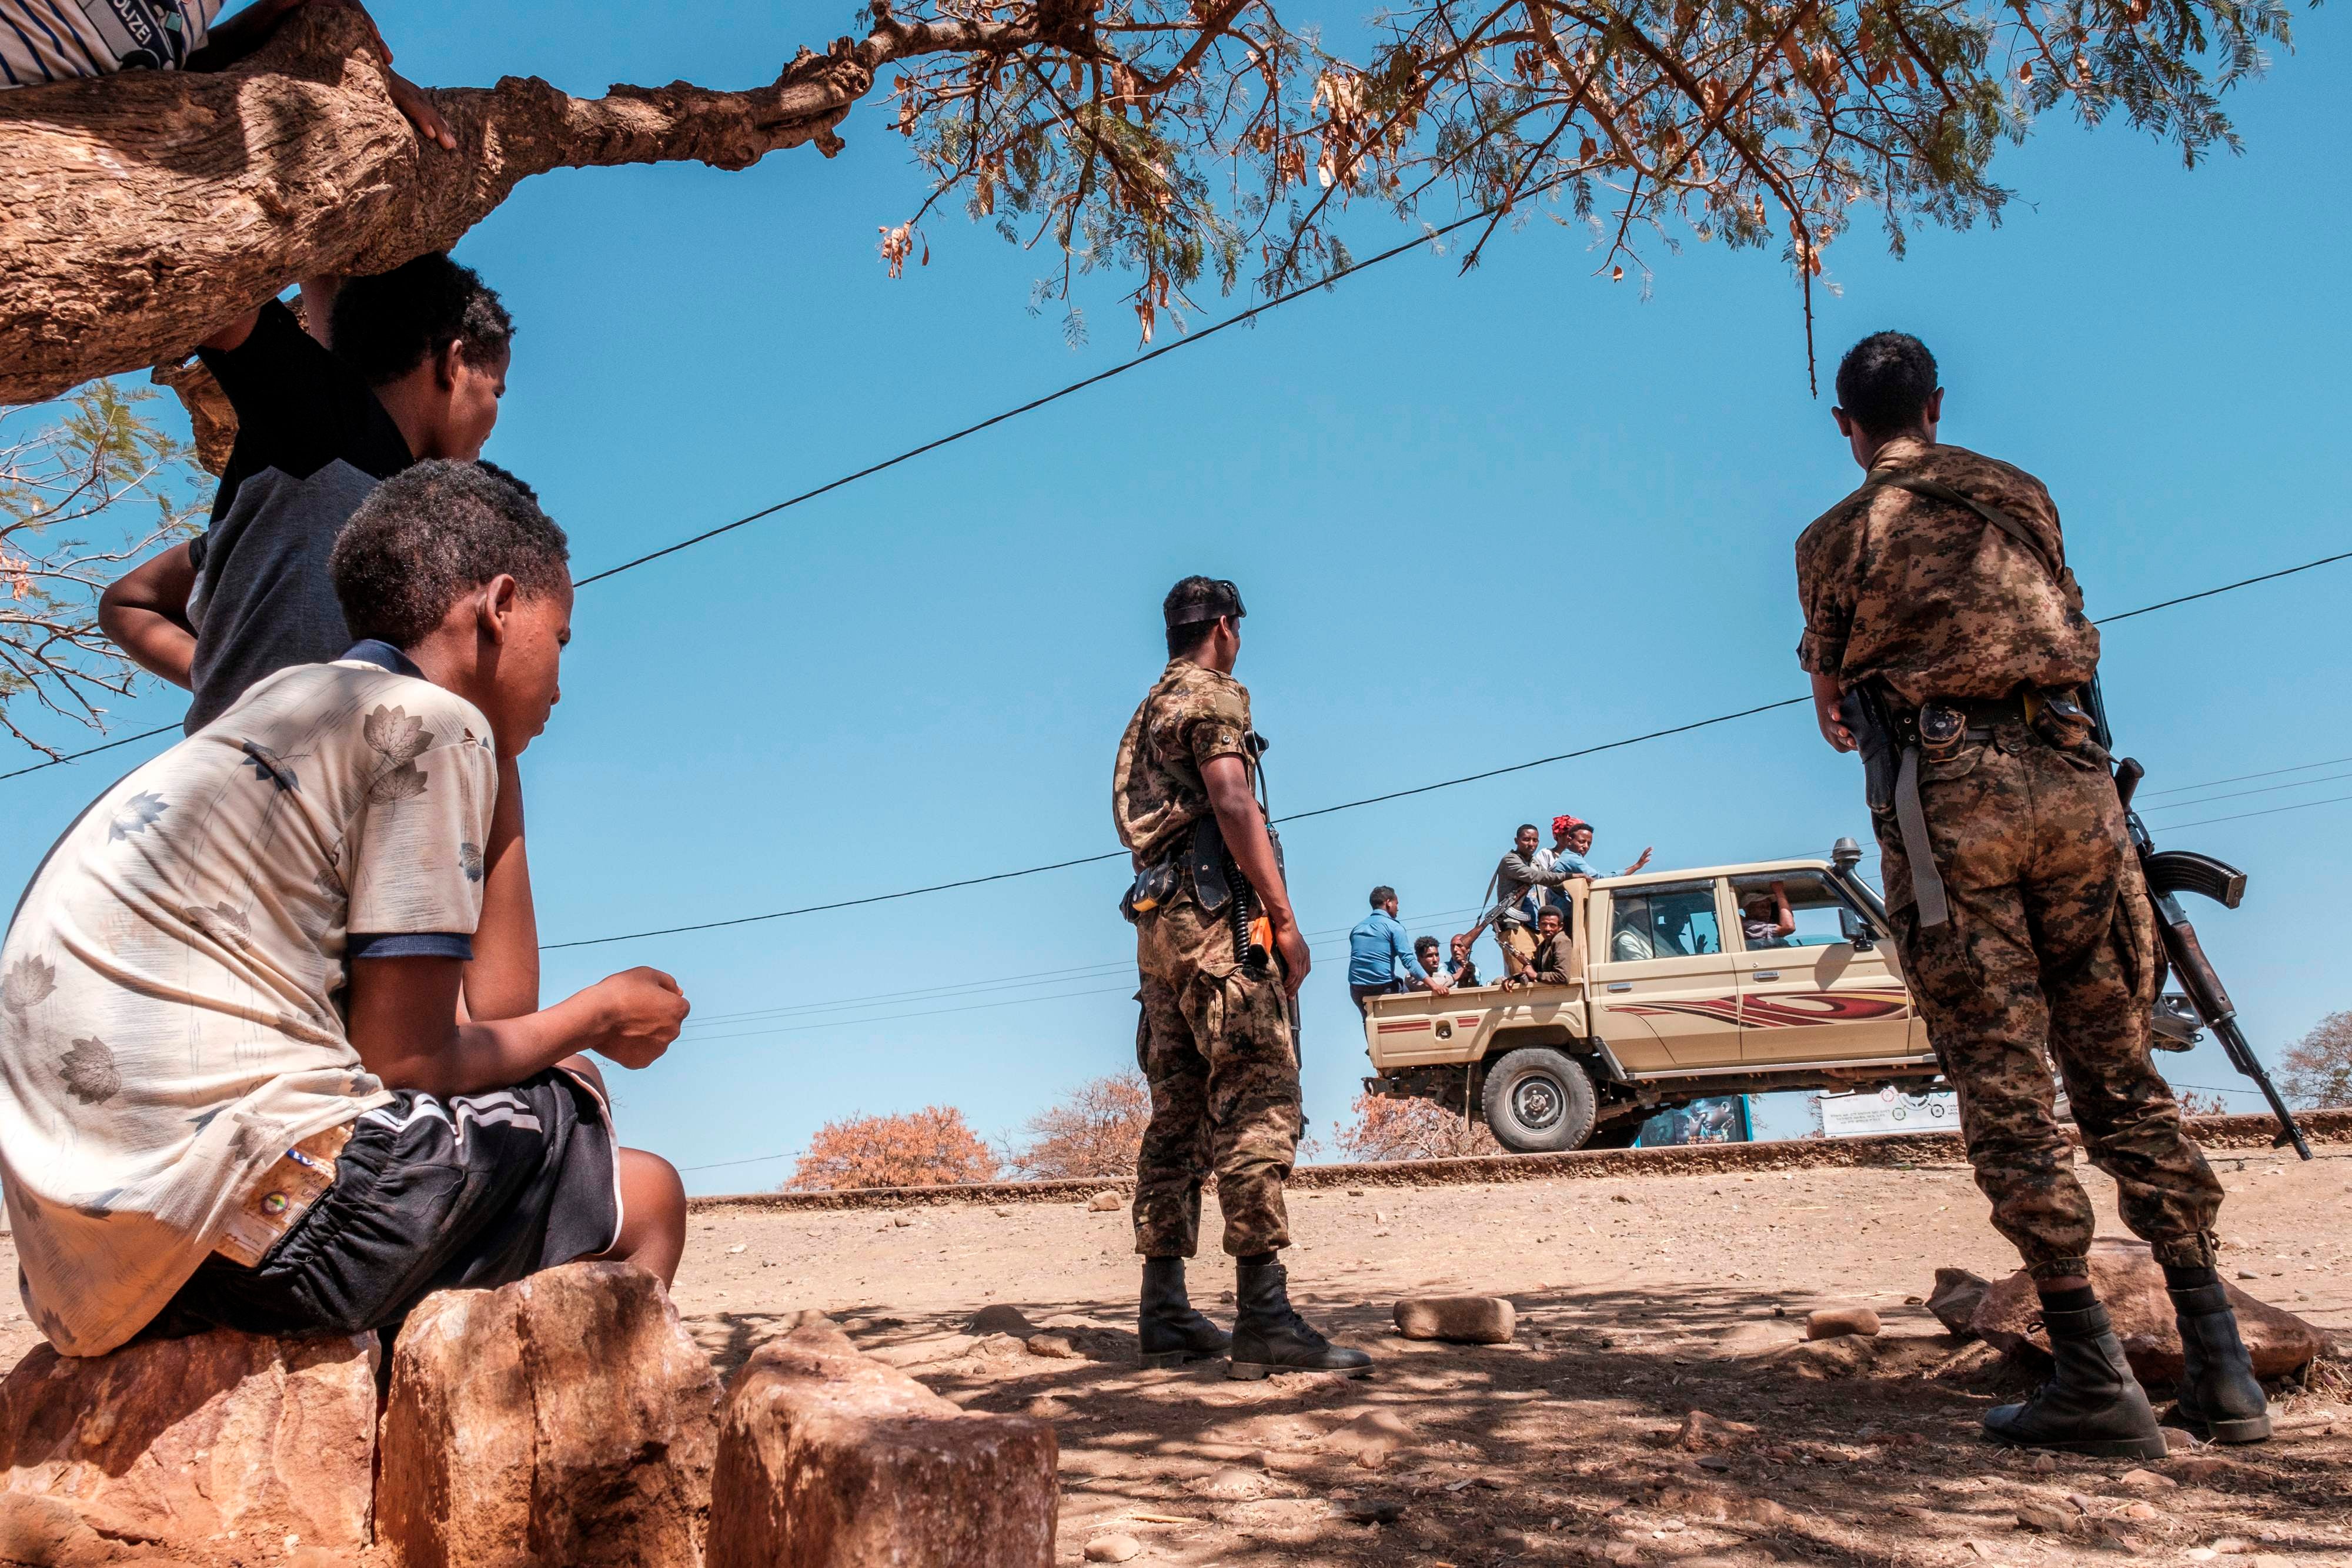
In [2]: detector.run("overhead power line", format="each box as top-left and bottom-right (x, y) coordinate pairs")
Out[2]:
(570, 205), (1545, 588)
(2136, 754), (2352, 800)
(0, 722), (180, 784)
(2159, 792), (2352, 833)
(542, 550), (2351, 951)
(2141, 770), (2352, 814)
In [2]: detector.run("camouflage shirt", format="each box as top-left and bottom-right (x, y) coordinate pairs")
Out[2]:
(1794, 437), (2100, 709)
(1113, 658), (1254, 868)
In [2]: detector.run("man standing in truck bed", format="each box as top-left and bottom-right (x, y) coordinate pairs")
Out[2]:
(1795, 331), (2266, 1456)
(1113, 576), (1369, 1379)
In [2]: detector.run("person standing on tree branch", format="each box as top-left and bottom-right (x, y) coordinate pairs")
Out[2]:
(1795, 332), (2267, 1456)
(1114, 576), (1370, 1380)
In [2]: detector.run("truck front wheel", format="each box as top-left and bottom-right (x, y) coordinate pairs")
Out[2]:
(1479, 1049), (1598, 1153)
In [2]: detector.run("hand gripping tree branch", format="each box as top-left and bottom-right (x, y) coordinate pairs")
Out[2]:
(2, 0), (2304, 406)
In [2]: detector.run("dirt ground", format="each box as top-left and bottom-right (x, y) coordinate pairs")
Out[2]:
(3, 1144), (2345, 1566)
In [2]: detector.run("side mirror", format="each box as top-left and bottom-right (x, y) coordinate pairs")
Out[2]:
(1839, 907), (1876, 951)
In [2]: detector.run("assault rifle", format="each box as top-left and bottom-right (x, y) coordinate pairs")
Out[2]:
(2089, 686), (2311, 1159)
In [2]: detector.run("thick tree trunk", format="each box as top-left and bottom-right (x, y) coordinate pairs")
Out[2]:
(2, 3), (1066, 404)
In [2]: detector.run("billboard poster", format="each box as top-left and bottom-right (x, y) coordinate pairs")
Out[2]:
(1818, 1086), (1959, 1138)
(1632, 1095), (1752, 1147)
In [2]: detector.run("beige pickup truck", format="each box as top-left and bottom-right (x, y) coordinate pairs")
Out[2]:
(1359, 840), (1945, 1152)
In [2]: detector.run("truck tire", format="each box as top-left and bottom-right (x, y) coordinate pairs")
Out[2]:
(1480, 1049), (1598, 1154)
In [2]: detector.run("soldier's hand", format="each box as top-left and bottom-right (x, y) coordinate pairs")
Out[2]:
(1273, 918), (1311, 998)
(1816, 690), (1858, 753)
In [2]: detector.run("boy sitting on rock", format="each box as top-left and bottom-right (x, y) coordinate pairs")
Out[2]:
(0, 462), (687, 1357)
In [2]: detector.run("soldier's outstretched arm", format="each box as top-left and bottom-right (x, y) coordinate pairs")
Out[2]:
(1202, 754), (1309, 994)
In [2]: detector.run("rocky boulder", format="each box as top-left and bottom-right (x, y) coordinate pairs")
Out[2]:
(709, 1316), (1056, 1567)
(0, 1328), (376, 1568)
(1805, 1307), (1881, 1341)
(1393, 1296), (1515, 1344)
(1972, 1238), (2324, 1386)
(377, 1261), (721, 1568)
(1927, 1268), (1991, 1336)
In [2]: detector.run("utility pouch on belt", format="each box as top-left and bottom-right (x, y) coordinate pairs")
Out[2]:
(1122, 858), (1178, 922)
(1916, 701), (1969, 764)
(1843, 688), (1898, 814)
(2029, 687), (2095, 751)
(1188, 815), (1232, 913)
(1852, 684), (1953, 930)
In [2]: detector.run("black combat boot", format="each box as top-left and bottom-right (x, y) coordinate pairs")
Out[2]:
(1227, 1255), (1372, 1380)
(1138, 1257), (1231, 1369)
(2169, 1282), (2272, 1443)
(1983, 1300), (2169, 1460)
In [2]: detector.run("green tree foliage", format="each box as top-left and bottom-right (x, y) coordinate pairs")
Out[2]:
(0, 383), (207, 755)
(885, 0), (2301, 362)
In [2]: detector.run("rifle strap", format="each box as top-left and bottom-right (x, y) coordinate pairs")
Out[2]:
(1865, 472), (2063, 586)
(1893, 745), (1952, 928)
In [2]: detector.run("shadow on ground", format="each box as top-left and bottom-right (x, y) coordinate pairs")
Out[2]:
(683, 1281), (2351, 1567)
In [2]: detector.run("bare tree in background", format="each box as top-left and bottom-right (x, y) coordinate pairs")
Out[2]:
(2174, 1088), (2229, 1118)
(1333, 1090), (1502, 1162)
(2278, 1010), (2352, 1110)
(787, 1105), (1001, 1191)
(0, 388), (207, 754)
(1005, 1071), (1152, 1179)
(2, 0), (2302, 403)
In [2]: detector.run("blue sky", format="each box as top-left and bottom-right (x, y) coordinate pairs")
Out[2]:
(7, 1), (2347, 1189)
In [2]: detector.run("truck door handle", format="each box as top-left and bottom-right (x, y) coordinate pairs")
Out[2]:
(1605, 982), (1632, 993)
(1752, 971), (1780, 982)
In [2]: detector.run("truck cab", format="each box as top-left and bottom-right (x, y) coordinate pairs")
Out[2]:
(1361, 843), (1945, 1151)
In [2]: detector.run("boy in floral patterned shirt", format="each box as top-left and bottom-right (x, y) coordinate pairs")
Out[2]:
(0, 462), (688, 1356)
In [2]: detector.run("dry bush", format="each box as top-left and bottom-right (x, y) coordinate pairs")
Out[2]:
(1332, 1091), (1499, 1163)
(786, 1105), (999, 1191)
(2176, 1089), (2231, 1118)
(2280, 1011), (2352, 1110)
(1006, 1071), (1152, 1181)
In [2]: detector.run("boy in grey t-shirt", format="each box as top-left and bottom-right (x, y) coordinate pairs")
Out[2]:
(102, 252), (514, 731)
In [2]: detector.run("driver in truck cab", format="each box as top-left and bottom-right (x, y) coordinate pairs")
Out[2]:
(1740, 882), (1796, 948)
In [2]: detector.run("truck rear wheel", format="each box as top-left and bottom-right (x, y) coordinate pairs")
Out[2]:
(1480, 1049), (1598, 1153)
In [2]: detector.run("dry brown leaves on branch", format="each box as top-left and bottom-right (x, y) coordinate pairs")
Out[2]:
(2, 0), (2301, 399)
(1333, 1090), (1502, 1162)
(2280, 1010), (2352, 1110)
(787, 1105), (1001, 1191)
(0, 386), (207, 755)
(1004, 1071), (1152, 1180)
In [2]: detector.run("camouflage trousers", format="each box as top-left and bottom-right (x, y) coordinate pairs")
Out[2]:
(1876, 722), (2223, 1281)
(1130, 892), (1301, 1259)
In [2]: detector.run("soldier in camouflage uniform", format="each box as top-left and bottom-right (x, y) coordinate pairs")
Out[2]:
(1796, 332), (2267, 1455)
(1114, 577), (1371, 1379)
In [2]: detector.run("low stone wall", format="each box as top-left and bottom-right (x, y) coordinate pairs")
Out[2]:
(691, 1107), (2350, 1212)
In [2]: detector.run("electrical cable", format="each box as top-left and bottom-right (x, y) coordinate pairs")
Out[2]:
(2136, 754), (2352, 800)
(676, 904), (1485, 1032)
(2158, 792), (2352, 833)
(0, 722), (179, 783)
(2140, 771), (2352, 813)
(542, 545), (2352, 952)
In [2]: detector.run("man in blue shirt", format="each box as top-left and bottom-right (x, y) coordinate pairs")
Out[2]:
(1348, 887), (1432, 1014)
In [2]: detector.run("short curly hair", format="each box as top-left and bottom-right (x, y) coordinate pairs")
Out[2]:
(1833, 332), (1939, 438)
(329, 253), (514, 387)
(330, 461), (569, 648)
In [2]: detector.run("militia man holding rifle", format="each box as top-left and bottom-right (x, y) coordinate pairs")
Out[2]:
(1114, 576), (1371, 1379)
(1795, 332), (2269, 1456)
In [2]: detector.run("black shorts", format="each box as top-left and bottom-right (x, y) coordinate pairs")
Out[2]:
(147, 1068), (620, 1342)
